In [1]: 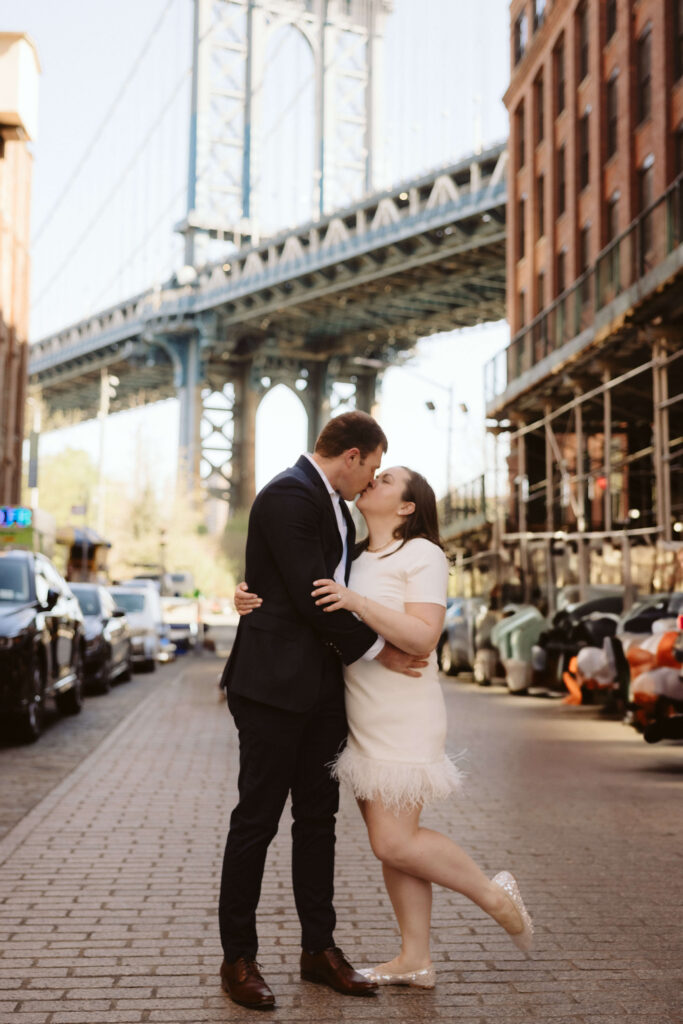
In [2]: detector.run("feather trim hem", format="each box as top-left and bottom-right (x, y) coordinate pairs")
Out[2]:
(330, 746), (465, 813)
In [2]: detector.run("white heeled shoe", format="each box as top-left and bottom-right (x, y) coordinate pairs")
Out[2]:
(358, 965), (436, 989)
(491, 870), (534, 953)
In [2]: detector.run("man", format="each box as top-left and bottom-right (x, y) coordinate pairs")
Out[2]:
(218, 411), (426, 1010)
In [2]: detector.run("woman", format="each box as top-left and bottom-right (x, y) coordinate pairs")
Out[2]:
(234, 466), (533, 987)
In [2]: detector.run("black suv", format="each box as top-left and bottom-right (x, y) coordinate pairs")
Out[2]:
(0, 549), (85, 742)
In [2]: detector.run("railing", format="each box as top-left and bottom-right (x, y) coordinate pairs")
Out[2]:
(485, 170), (683, 405)
(438, 474), (488, 534)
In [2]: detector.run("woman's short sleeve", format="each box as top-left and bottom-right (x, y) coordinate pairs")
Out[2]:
(404, 540), (449, 606)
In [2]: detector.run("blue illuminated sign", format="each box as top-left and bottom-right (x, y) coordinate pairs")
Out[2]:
(0, 507), (33, 528)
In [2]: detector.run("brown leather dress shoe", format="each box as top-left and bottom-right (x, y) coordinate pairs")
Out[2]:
(220, 957), (275, 1010)
(300, 946), (378, 997)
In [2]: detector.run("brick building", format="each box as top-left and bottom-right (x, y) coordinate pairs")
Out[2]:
(482, 0), (683, 606)
(0, 33), (39, 504)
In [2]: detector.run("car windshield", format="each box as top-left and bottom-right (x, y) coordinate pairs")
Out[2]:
(0, 559), (31, 602)
(73, 587), (101, 616)
(111, 591), (145, 613)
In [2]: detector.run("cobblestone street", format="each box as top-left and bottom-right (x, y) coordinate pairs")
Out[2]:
(1, 656), (682, 1024)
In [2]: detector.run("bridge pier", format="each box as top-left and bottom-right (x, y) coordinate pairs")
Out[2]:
(230, 362), (258, 512)
(304, 363), (331, 453)
(174, 333), (203, 499)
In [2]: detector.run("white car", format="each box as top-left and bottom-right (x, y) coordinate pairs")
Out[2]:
(161, 596), (199, 651)
(109, 586), (162, 671)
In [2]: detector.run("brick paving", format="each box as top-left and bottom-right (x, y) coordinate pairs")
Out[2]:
(0, 663), (176, 842)
(1, 658), (682, 1024)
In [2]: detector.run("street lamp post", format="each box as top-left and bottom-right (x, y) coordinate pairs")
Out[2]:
(96, 368), (119, 536)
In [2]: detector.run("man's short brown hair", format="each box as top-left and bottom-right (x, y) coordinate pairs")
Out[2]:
(314, 411), (388, 459)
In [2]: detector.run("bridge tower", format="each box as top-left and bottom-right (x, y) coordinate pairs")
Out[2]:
(170, 0), (393, 509)
(178, 0), (392, 264)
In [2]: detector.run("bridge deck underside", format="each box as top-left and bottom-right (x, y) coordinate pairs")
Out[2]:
(29, 144), (509, 425)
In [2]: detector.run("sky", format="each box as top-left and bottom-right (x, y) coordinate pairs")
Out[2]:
(4, 0), (512, 502)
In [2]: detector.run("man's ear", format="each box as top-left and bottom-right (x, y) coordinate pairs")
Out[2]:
(345, 447), (361, 465)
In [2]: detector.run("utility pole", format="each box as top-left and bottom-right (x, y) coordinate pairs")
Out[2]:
(96, 368), (118, 536)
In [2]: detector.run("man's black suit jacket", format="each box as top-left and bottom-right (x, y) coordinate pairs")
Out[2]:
(221, 455), (379, 712)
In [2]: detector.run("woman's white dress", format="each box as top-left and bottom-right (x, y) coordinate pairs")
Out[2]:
(332, 537), (464, 812)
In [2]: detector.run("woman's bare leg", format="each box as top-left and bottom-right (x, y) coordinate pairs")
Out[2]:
(362, 798), (524, 936)
(379, 861), (433, 970)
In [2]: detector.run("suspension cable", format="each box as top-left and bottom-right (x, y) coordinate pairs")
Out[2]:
(31, 0), (178, 245)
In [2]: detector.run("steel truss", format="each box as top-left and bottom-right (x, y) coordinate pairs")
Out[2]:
(180, 0), (393, 264)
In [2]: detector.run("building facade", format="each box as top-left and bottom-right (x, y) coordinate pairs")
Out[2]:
(482, 0), (683, 607)
(0, 33), (39, 504)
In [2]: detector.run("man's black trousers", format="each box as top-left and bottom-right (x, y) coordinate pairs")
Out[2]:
(218, 668), (347, 962)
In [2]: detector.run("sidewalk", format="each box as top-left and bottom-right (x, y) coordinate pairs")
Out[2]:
(1, 661), (681, 1024)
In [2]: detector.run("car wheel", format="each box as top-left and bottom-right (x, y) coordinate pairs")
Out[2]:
(98, 650), (112, 694)
(55, 649), (84, 716)
(439, 639), (456, 676)
(144, 657), (157, 673)
(120, 650), (133, 682)
(18, 658), (46, 743)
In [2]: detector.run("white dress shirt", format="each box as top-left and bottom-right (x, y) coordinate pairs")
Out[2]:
(304, 454), (384, 662)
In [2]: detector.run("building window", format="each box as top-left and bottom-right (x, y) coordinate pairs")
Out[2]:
(537, 173), (545, 237)
(556, 144), (566, 216)
(579, 224), (591, 305)
(577, 3), (589, 82)
(676, 125), (683, 177)
(606, 73), (618, 159)
(605, 194), (620, 291)
(675, 0), (683, 81)
(606, 0), (617, 40)
(557, 248), (566, 295)
(580, 225), (590, 273)
(537, 270), (546, 313)
(578, 111), (590, 190)
(515, 101), (526, 170)
(534, 0), (546, 32)
(554, 36), (566, 114)
(639, 158), (655, 261)
(606, 192), (619, 243)
(518, 289), (526, 328)
(534, 72), (545, 143)
(514, 10), (528, 65)
(637, 26), (652, 124)
(638, 159), (654, 213)
(518, 197), (526, 260)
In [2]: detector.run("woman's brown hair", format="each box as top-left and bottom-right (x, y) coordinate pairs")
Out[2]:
(356, 467), (443, 557)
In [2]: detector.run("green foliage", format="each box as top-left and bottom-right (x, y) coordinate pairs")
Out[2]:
(22, 447), (98, 526)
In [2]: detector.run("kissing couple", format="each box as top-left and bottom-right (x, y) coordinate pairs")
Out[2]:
(218, 410), (532, 1010)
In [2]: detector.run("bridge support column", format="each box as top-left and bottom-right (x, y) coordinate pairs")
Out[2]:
(305, 363), (331, 452)
(175, 333), (203, 498)
(231, 362), (258, 511)
(353, 370), (379, 416)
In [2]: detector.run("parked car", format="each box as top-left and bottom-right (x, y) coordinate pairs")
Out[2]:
(70, 583), (133, 692)
(0, 548), (84, 742)
(533, 594), (625, 696)
(617, 593), (683, 635)
(108, 585), (161, 671)
(161, 595), (199, 651)
(438, 596), (487, 676)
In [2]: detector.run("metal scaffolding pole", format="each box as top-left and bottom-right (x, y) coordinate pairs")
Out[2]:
(575, 392), (588, 600)
(602, 366), (612, 533)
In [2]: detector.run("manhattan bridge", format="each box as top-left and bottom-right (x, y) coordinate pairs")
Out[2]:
(28, 0), (509, 510)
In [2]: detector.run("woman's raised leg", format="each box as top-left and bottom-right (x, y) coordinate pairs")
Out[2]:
(362, 798), (526, 938)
